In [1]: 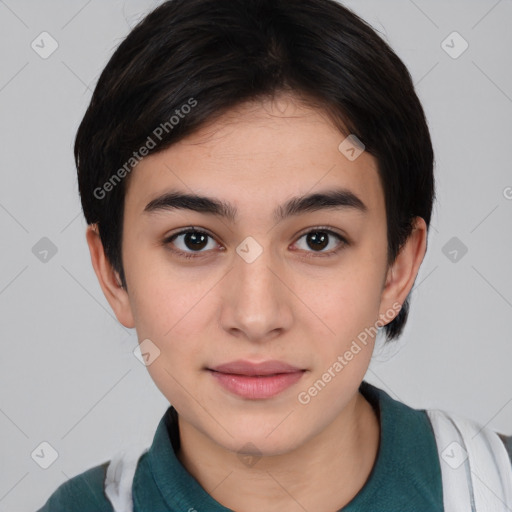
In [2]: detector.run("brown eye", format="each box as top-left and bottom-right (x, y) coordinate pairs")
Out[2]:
(164, 229), (218, 259)
(293, 228), (348, 257)
(180, 231), (209, 251)
(305, 231), (329, 251)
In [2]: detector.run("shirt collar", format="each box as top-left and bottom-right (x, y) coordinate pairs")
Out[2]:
(144, 379), (442, 510)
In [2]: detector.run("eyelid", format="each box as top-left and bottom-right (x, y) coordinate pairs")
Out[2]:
(294, 225), (347, 242)
(164, 226), (215, 240)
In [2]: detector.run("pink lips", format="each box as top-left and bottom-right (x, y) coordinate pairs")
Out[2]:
(208, 360), (306, 399)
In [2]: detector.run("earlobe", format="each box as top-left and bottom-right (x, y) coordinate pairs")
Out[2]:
(379, 217), (428, 323)
(85, 224), (135, 329)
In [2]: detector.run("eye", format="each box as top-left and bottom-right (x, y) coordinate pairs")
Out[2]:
(163, 228), (219, 259)
(292, 227), (348, 258)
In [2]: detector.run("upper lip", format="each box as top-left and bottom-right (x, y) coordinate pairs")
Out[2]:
(208, 359), (304, 376)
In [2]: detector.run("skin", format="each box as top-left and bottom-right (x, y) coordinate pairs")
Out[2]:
(86, 93), (427, 512)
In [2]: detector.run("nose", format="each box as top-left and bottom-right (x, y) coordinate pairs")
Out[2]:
(219, 240), (294, 343)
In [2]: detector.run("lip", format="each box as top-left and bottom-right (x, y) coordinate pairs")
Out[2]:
(209, 359), (303, 376)
(207, 359), (306, 399)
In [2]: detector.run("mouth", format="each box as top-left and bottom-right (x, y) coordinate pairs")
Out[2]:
(206, 359), (306, 399)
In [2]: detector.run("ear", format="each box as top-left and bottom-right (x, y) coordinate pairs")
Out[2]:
(85, 224), (135, 329)
(378, 217), (428, 325)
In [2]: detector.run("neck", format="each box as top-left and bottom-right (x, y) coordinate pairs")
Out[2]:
(176, 391), (380, 512)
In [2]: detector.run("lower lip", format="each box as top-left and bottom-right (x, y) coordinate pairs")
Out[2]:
(208, 370), (305, 399)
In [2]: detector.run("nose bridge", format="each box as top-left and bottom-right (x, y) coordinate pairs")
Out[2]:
(221, 235), (292, 339)
(237, 241), (278, 299)
(235, 236), (281, 309)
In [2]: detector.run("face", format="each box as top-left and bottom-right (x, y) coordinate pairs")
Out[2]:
(89, 93), (423, 457)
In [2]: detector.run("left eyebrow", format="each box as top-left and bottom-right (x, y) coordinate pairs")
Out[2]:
(143, 187), (368, 224)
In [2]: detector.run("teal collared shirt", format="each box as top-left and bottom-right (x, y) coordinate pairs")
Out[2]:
(37, 381), (445, 511)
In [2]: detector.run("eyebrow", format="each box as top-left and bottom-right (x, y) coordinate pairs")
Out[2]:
(143, 187), (368, 224)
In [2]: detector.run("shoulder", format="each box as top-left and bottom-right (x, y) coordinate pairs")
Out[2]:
(36, 461), (114, 512)
(426, 408), (512, 464)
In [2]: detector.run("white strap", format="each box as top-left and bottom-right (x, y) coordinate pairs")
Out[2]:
(104, 444), (149, 512)
(427, 409), (512, 512)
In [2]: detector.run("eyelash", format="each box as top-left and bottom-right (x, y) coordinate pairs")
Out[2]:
(162, 226), (349, 261)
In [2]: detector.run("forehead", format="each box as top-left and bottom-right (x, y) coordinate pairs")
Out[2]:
(124, 95), (384, 221)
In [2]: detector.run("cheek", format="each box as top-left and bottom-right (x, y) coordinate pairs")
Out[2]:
(300, 261), (384, 343)
(125, 259), (216, 377)
(130, 273), (210, 404)
(125, 246), (208, 338)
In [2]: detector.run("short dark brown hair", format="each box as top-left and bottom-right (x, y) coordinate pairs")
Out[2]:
(74, 0), (436, 342)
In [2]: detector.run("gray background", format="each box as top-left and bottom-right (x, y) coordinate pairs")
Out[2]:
(0, 0), (511, 510)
